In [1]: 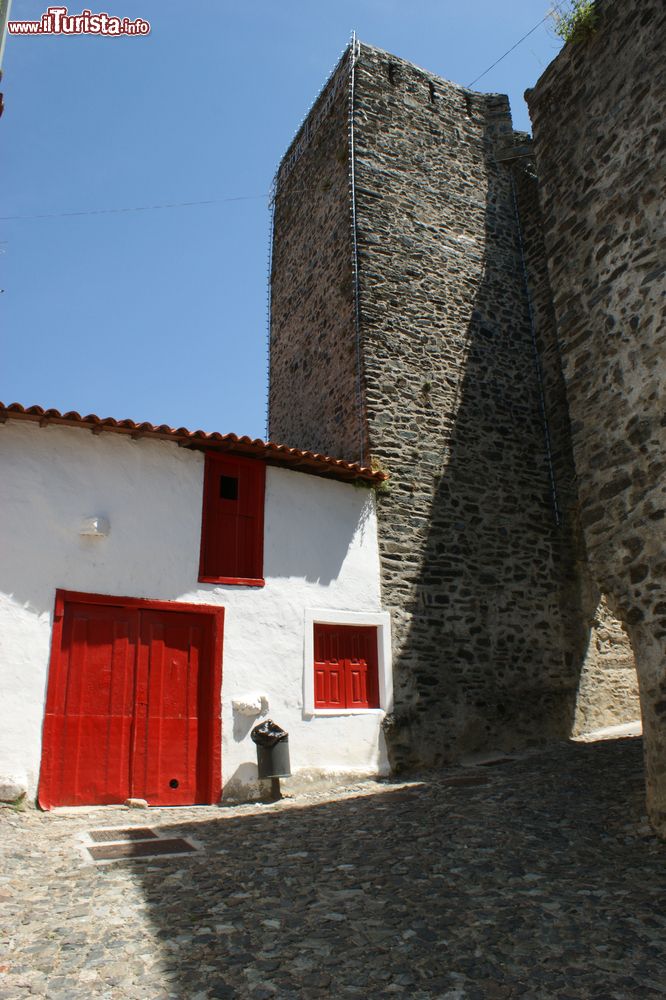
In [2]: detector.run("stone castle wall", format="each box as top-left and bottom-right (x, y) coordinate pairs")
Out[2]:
(269, 52), (363, 463)
(510, 149), (637, 736)
(527, 0), (665, 832)
(269, 43), (613, 769)
(269, 20), (647, 780)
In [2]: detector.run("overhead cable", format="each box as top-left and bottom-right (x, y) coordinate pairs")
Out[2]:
(467, 10), (555, 88)
(0, 193), (268, 222)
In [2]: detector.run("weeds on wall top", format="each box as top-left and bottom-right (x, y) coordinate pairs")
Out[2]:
(553, 0), (598, 44)
(353, 456), (391, 494)
(370, 456), (392, 495)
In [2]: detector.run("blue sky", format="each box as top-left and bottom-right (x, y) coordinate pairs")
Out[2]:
(1, 1), (562, 440)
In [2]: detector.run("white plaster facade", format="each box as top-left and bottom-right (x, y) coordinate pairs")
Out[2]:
(0, 419), (391, 802)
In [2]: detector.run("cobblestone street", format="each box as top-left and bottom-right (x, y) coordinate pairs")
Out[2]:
(1, 735), (665, 999)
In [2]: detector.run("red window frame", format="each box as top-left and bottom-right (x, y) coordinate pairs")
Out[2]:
(199, 452), (266, 586)
(313, 623), (380, 710)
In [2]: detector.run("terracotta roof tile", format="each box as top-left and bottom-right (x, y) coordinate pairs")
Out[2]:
(0, 402), (386, 485)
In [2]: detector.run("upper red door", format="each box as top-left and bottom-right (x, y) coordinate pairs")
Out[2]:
(199, 453), (266, 585)
(39, 596), (222, 809)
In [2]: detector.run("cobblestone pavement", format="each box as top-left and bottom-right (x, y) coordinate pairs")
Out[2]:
(1, 735), (665, 999)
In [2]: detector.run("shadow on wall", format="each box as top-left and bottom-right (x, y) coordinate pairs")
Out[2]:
(126, 737), (661, 998)
(379, 159), (598, 771)
(222, 761), (261, 801)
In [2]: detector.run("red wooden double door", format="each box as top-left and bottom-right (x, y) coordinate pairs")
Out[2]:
(39, 594), (222, 809)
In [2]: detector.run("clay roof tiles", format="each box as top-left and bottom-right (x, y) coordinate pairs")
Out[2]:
(0, 402), (386, 485)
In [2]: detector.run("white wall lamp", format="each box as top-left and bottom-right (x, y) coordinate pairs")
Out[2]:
(79, 516), (110, 538)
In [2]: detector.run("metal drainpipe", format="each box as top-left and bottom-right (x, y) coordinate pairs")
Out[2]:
(348, 34), (367, 467)
(264, 183), (276, 441)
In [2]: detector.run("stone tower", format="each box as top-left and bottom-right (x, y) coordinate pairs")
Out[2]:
(268, 41), (635, 769)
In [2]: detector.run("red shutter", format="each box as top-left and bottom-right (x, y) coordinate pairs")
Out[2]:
(199, 454), (265, 585)
(313, 624), (379, 710)
(314, 624), (346, 708)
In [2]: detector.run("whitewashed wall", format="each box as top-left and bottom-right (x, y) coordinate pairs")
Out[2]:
(0, 421), (390, 801)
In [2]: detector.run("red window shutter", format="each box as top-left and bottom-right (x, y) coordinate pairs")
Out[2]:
(199, 454), (265, 584)
(313, 624), (379, 710)
(314, 624), (346, 708)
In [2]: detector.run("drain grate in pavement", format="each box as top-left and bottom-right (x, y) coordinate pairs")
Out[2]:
(82, 826), (199, 863)
(86, 838), (197, 862)
(88, 827), (158, 843)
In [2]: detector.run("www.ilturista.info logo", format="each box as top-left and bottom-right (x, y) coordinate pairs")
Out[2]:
(7, 7), (150, 35)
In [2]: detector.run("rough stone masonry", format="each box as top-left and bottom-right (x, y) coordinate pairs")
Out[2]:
(268, 3), (661, 829)
(527, 0), (666, 835)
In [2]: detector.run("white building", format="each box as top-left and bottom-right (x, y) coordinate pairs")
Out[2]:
(0, 402), (392, 807)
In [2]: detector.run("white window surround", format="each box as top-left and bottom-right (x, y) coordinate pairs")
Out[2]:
(303, 609), (393, 718)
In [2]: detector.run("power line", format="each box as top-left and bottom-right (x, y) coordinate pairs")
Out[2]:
(3, 16), (561, 223)
(0, 193), (269, 222)
(467, 10), (555, 88)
